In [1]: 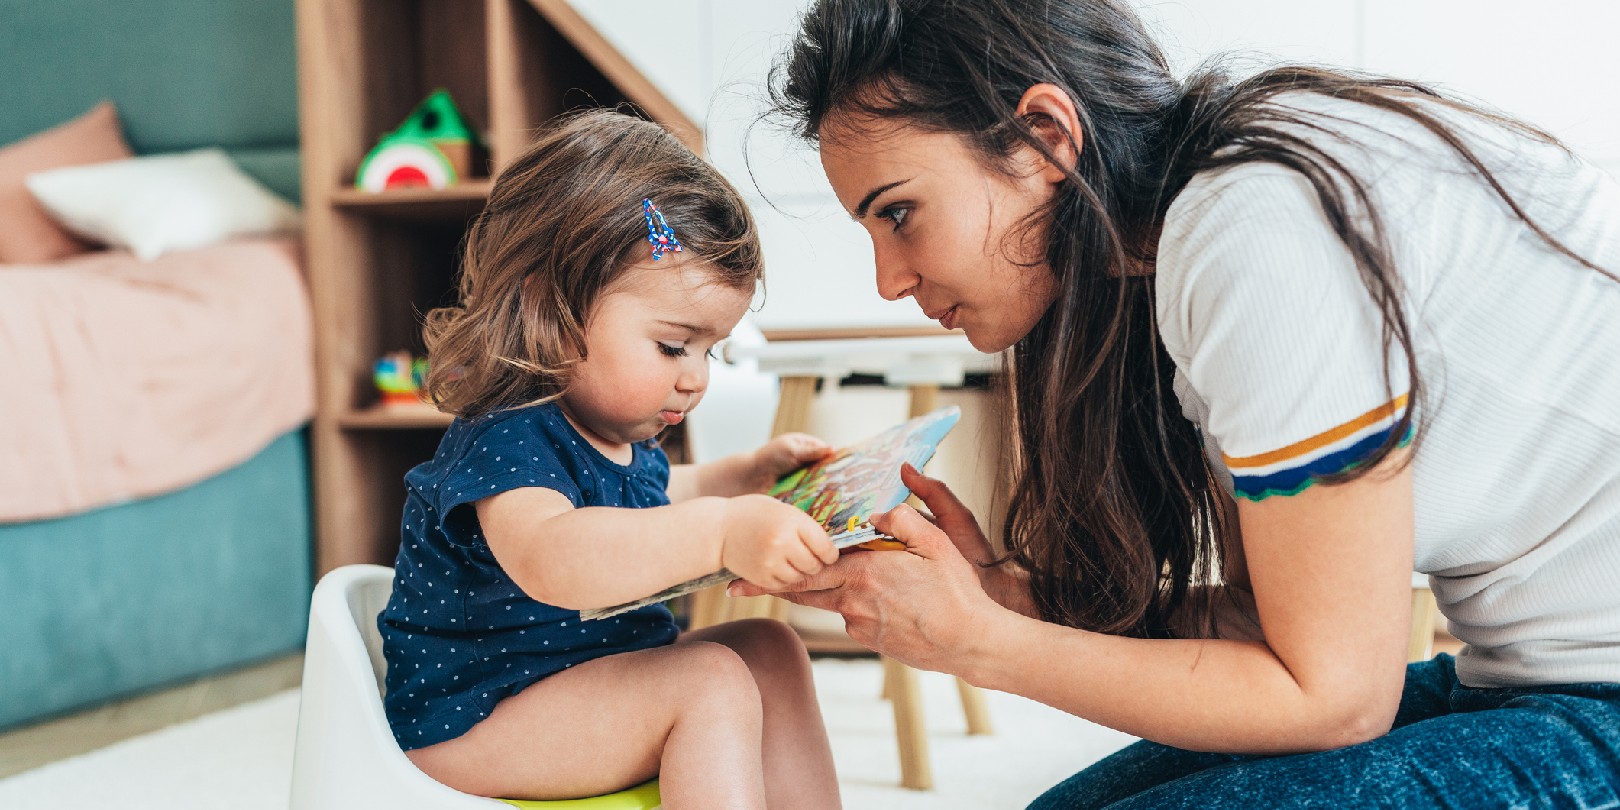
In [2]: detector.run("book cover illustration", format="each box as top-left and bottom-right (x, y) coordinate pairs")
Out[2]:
(579, 405), (962, 621)
(768, 405), (960, 534)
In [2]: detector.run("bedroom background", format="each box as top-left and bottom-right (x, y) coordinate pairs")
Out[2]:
(0, 0), (312, 733)
(3, 0), (1619, 773)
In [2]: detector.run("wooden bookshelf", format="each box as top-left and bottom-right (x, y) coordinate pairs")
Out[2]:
(295, 0), (701, 574)
(329, 182), (492, 220)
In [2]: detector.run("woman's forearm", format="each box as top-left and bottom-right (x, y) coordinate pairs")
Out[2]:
(981, 563), (1041, 619)
(961, 608), (1393, 755)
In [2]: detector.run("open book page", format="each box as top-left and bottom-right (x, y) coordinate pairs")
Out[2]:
(579, 406), (962, 622)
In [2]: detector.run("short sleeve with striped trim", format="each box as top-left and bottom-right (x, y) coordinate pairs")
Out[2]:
(1156, 162), (1413, 502)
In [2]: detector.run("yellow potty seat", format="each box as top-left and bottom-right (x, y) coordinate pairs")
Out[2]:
(500, 779), (660, 809)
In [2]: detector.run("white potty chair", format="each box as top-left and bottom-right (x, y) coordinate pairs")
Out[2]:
(289, 563), (659, 809)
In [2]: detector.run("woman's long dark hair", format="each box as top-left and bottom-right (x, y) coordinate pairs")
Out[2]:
(771, 0), (1618, 637)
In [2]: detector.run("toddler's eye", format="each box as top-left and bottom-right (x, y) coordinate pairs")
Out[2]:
(658, 342), (689, 358)
(877, 205), (910, 231)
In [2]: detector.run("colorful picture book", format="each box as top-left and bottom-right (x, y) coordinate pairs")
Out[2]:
(579, 406), (962, 621)
(768, 405), (960, 534)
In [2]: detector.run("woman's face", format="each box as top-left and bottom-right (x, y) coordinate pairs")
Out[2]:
(819, 114), (1061, 353)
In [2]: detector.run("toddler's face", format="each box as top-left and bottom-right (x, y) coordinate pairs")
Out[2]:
(562, 256), (753, 450)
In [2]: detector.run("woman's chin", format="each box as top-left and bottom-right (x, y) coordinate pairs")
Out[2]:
(961, 323), (1015, 354)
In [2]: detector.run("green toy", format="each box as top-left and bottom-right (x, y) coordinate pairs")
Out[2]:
(355, 89), (481, 191)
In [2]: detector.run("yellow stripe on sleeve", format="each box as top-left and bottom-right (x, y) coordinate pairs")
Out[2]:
(1222, 394), (1408, 470)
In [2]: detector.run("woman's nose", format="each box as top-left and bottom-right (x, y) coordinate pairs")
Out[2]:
(873, 243), (917, 302)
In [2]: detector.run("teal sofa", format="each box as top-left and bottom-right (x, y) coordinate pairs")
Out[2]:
(0, 0), (312, 729)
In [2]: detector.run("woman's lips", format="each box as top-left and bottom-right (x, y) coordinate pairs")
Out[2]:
(938, 305), (961, 331)
(660, 409), (685, 425)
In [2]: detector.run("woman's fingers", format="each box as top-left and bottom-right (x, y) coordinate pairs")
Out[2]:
(900, 464), (993, 564)
(730, 557), (852, 597)
(901, 463), (971, 527)
(763, 587), (843, 613)
(870, 503), (961, 561)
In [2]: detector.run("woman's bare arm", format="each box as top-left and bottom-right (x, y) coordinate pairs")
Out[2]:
(746, 452), (1416, 755)
(964, 454), (1414, 754)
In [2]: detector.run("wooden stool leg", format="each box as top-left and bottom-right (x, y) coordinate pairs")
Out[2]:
(1408, 586), (1438, 662)
(883, 655), (933, 790)
(773, 376), (818, 438)
(747, 375), (821, 624)
(883, 385), (941, 788)
(905, 383), (940, 419)
(956, 676), (993, 735)
(902, 384), (995, 741)
(688, 586), (725, 631)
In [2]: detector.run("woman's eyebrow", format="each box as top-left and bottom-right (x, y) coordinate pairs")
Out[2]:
(853, 179), (912, 218)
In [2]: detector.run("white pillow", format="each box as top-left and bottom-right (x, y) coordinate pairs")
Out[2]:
(25, 148), (301, 261)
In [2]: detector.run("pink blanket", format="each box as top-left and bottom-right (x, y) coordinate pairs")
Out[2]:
(0, 238), (315, 522)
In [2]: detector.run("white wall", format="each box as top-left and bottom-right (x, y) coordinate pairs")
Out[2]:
(1139, 0), (1620, 169)
(575, 0), (1620, 331)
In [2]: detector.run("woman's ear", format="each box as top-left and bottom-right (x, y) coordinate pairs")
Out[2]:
(1015, 83), (1083, 184)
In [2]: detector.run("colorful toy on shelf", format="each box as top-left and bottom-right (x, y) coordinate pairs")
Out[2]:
(355, 89), (482, 191)
(372, 351), (429, 407)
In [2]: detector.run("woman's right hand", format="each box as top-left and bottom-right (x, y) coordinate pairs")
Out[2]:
(719, 494), (838, 591)
(899, 463), (1039, 619)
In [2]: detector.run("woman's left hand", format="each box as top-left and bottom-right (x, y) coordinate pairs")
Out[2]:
(730, 501), (1005, 675)
(747, 433), (833, 492)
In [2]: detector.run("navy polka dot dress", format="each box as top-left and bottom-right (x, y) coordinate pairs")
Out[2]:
(378, 401), (679, 750)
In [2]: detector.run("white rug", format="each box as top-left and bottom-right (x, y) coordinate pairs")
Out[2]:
(0, 659), (1135, 809)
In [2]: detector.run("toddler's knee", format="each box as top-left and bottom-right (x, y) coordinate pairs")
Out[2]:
(671, 641), (763, 729)
(678, 641), (760, 695)
(726, 618), (811, 669)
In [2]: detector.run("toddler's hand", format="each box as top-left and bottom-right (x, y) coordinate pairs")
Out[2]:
(749, 433), (833, 492)
(720, 494), (838, 591)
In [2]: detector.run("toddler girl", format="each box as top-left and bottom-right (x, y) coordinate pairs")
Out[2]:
(378, 109), (842, 809)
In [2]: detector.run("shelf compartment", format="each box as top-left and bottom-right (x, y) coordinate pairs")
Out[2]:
(308, 0), (492, 195)
(340, 404), (454, 430)
(486, 0), (701, 170)
(331, 181), (491, 219)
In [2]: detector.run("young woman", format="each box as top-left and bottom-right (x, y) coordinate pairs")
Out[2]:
(731, 0), (1620, 805)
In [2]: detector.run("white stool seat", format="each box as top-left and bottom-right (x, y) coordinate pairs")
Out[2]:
(289, 564), (660, 809)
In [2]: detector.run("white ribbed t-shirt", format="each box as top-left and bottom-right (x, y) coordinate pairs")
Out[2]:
(1155, 92), (1620, 688)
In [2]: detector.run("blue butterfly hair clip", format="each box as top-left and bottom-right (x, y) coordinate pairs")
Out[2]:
(643, 199), (684, 261)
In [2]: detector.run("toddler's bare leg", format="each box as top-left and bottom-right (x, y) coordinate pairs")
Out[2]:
(679, 617), (842, 810)
(406, 640), (766, 808)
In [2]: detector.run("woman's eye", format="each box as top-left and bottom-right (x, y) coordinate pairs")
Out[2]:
(877, 205), (910, 231)
(658, 342), (689, 358)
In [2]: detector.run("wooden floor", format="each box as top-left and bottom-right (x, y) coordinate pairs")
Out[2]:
(0, 654), (304, 779)
(0, 629), (1465, 781)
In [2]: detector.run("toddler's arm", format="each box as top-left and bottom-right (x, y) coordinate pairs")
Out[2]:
(666, 433), (832, 501)
(476, 487), (836, 611)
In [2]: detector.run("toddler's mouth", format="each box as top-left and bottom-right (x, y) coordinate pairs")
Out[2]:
(659, 409), (685, 425)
